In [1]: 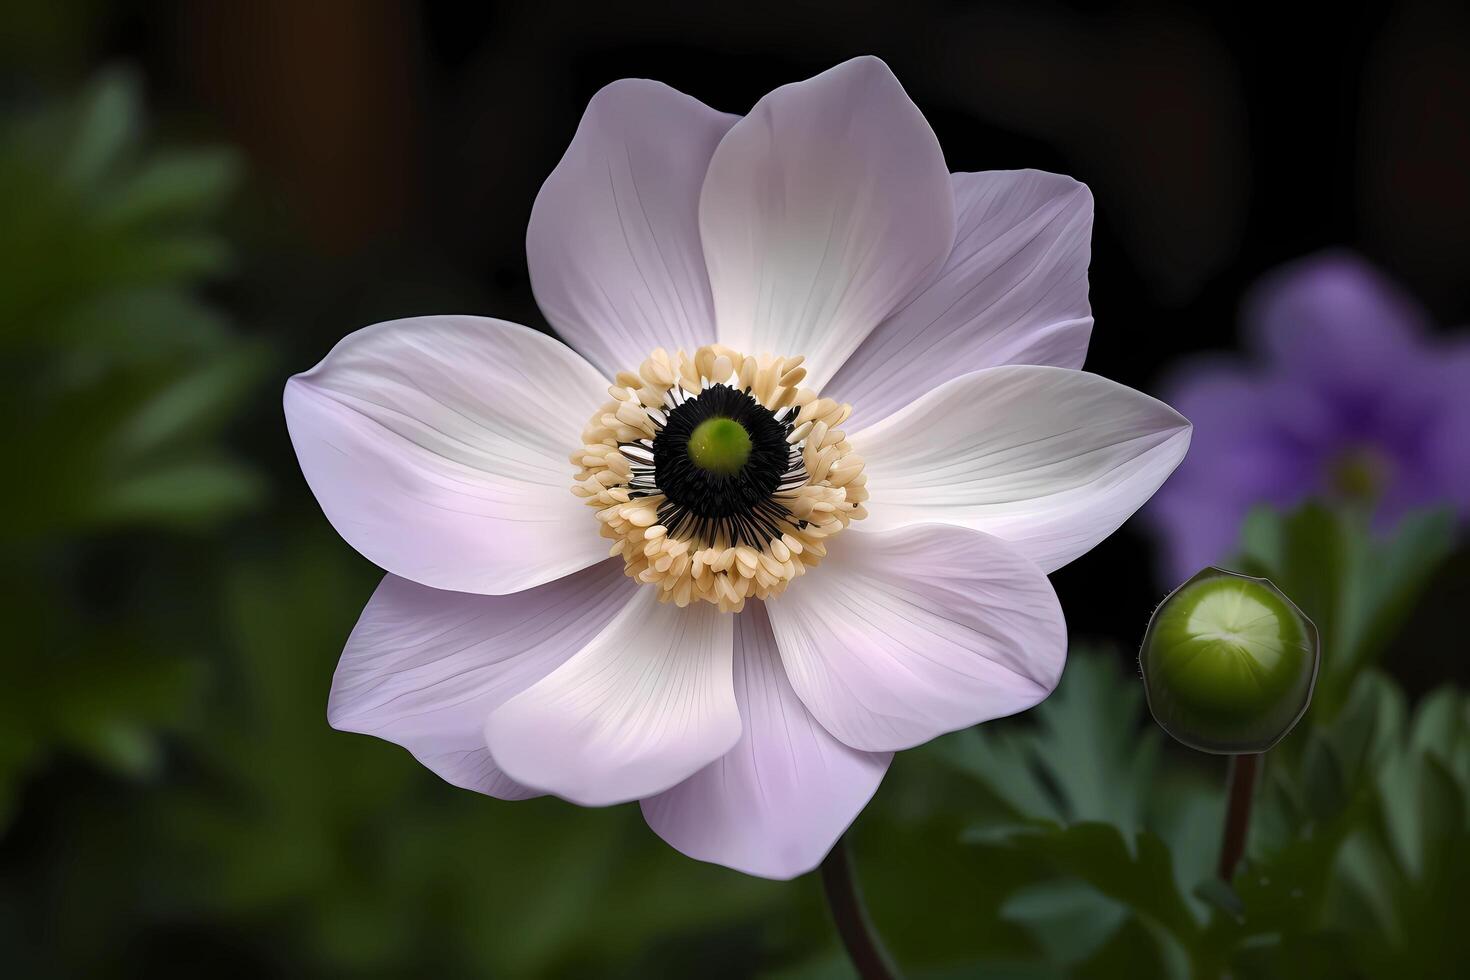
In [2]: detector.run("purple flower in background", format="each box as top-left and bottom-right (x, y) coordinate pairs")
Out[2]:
(1148, 251), (1470, 582)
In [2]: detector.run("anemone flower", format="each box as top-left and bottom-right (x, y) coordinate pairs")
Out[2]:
(284, 57), (1192, 879)
(1147, 251), (1469, 582)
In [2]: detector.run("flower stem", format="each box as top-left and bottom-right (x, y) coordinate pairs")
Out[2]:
(1217, 752), (1261, 881)
(819, 833), (901, 980)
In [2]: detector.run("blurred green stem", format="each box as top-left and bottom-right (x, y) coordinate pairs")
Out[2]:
(1217, 753), (1261, 881)
(820, 834), (901, 980)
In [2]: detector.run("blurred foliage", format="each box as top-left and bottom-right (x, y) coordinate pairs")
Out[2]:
(0, 72), (263, 827)
(0, 62), (1465, 980)
(918, 503), (1468, 979)
(1233, 504), (1455, 718)
(146, 532), (799, 978)
(934, 650), (1210, 976)
(0, 70), (265, 537)
(926, 653), (1469, 979)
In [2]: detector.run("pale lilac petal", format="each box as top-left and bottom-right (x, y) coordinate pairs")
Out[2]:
(699, 56), (955, 388)
(328, 561), (633, 799)
(828, 170), (1094, 425)
(485, 588), (738, 806)
(764, 524), (1066, 753)
(641, 602), (891, 880)
(284, 316), (609, 595)
(851, 365), (1192, 573)
(528, 80), (737, 378)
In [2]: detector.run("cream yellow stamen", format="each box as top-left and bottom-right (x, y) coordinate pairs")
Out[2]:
(570, 344), (867, 612)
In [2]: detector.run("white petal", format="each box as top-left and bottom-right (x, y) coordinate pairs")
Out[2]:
(328, 561), (633, 799)
(284, 316), (609, 595)
(765, 524), (1066, 753)
(699, 56), (954, 388)
(828, 170), (1094, 425)
(528, 79), (736, 377)
(852, 365), (1191, 572)
(641, 602), (891, 879)
(484, 588), (738, 806)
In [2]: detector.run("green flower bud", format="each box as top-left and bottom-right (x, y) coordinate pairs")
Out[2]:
(1139, 567), (1319, 754)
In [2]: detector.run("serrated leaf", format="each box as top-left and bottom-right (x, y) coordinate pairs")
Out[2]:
(936, 728), (1065, 824)
(943, 650), (1160, 842)
(1004, 824), (1201, 943)
(1027, 654), (1159, 836)
(1220, 682), (1470, 975)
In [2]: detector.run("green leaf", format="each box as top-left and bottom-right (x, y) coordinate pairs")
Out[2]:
(1320, 670), (1406, 780)
(107, 342), (272, 458)
(47, 287), (231, 357)
(935, 728), (1065, 825)
(1079, 915), (1191, 980)
(1351, 509), (1456, 668)
(1029, 655), (1160, 836)
(104, 231), (234, 283)
(1148, 771), (1224, 916)
(1000, 878), (1129, 966)
(85, 457), (265, 529)
(1279, 504), (1356, 685)
(1378, 716), (1468, 882)
(941, 650), (1160, 838)
(1318, 689), (1470, 973)
(1227, 503), (1455, 718)
(61, 721), (160, 777)
(1001, 824), (1201, 945)
(1235, 505), (1285, 577)
(58, 70), (140, 188)
(96, 147), (242, 226)
(0, 69), (261, 546)
(1209, 682), (1470, 975)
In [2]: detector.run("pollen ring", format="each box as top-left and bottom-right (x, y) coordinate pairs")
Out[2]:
(570, 344), (868, 612)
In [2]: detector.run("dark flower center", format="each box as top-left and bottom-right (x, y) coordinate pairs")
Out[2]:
(1326, 445), (1393, 503)
(623, 384), (806, 546)
(572, 344), (868, 609)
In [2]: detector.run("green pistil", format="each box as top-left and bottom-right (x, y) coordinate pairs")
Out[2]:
(1328, 446), (1392, 503)
(687, 417), (752, 476)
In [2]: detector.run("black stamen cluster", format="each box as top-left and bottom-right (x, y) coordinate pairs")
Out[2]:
(622, 384), (807, 547)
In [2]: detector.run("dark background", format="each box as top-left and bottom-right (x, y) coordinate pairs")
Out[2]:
(52, 0), (1470, 638)
(2, 1), (1468, 976)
